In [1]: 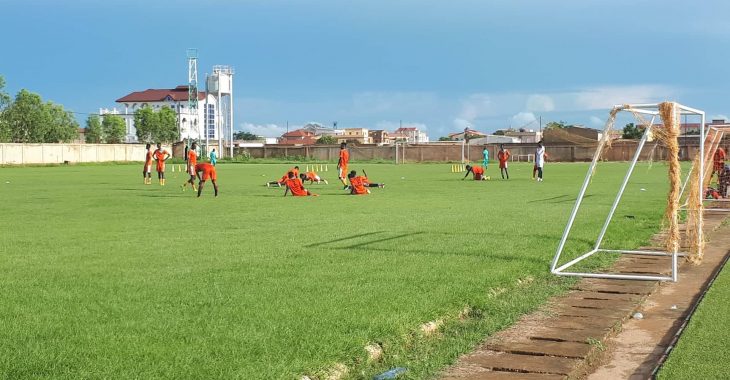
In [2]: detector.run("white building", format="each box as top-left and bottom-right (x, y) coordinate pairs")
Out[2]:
(107, 85), (220, 143)
(395, 127), (429, 143)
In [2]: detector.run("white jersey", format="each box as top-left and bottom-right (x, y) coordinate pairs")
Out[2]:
(535, 146), (546, 167)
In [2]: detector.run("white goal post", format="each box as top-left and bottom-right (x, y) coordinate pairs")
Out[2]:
(512, 154), (535, 162)
(550, 102), (705, 282)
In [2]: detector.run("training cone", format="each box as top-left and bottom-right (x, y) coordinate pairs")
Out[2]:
(172, 165), (175, 173)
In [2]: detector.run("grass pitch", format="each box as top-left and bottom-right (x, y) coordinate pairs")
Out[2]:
(658, 261), (730, 379)
(0, 162), (670, 379)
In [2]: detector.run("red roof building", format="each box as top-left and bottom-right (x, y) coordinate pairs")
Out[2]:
(279, 129), (318, 145)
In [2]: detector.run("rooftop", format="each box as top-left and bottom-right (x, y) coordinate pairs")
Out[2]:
(116, 85), (207, 103)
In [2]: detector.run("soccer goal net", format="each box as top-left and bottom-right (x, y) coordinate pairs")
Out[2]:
(551, 102), (706, 282)
(513, 154), (535, 162)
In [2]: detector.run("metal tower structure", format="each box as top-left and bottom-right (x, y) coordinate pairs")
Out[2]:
(206, 65), (234, 158)
(187, 48), (199, 145)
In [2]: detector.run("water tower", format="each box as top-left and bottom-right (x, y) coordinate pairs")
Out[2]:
(205, 66), (234, 157)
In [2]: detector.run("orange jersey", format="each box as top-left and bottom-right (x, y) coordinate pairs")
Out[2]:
(305, 171), (318, 180)
(153, 149), (168, 162)
(145, 151), (153, 165)
(286, 177), (309, 196)
(279, 167), (301, 183)
(339, 149), (349, 167)
(187, 149), (197, 166)
(714, 148), (726, 162)
(497, 150), (510, 163)
(472, 166), (484, 180)
(195, 163), (217, 181)
(349, 175), (369, 195)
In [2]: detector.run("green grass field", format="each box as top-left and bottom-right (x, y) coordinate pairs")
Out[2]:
(658, 261), (730, 379)
(0, 162), (672, 379)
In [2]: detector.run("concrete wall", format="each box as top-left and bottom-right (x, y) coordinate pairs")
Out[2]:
(235, 141), (701, 163)
(0, 143), (150, 165)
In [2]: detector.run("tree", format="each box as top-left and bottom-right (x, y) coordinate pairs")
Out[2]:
(0, 75), (10, 142)
(438, 136), (452, 141)
(85, 115), (103, 143)
(316, 135), (337, 144)
(134, 107), (158, 143)
(0, 75), (9, 111)
(157, 106), (178, 143)
(622, 122), (643, 139)
(0, 88), (78, 143)
(545, 121), (568, 130)
(102, 114), (126, 143)
(44, 102), (78, 143)
(233, 131), (261, 141)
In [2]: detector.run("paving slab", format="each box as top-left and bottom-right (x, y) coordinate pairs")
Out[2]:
(465, 352), (580, 376)
(440, 211), (728, 380)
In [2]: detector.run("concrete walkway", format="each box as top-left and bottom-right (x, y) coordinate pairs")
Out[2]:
(440, 210), (728, 380)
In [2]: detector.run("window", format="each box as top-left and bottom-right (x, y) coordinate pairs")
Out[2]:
(205, 104), (216, 138)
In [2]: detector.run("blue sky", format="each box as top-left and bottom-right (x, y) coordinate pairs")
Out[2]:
(2, 0), (729, 138)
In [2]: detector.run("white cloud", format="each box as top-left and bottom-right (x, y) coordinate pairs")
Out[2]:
(239, 122), (288, 138)
(458, 94), (494, 121)
(526, 94), (555, 112)
(570, 85), (676, 110)
(589, 116), (604, 127)
(511, 112), (537, 128)
(452, 118), (472, 130)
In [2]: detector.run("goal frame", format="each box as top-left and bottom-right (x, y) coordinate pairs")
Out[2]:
(550, 102), (705, 282)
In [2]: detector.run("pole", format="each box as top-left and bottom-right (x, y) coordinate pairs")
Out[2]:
(229, 72), (234, 158)
(205, 73), (209, 156)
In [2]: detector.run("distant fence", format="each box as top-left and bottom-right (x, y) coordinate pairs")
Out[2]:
(0, 143), (150, 165)
(0, 140), (704, 165)
(235, 140), (703, 163)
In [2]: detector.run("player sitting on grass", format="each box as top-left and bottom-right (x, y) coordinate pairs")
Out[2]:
(283, 171), (317, 196)
(300, 171), (328, 185)
(195, 162), (218, 198)
(347, 170), (384, 195)
(462, 164), (487, 181)
(267, 166), (300, 187)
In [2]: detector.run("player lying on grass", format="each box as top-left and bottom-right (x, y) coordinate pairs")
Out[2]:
(195, 162), (218, 197)
(267, 166), (300, 187)
(300, 171), (328, 184)
(463, 164), (487, 180)
(283, 171), (318, 196)
(153, 143), (171, 185)
(347, 170), (384, 195)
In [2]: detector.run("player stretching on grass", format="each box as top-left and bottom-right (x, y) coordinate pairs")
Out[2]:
(338, 142), (350, 189)
(497, 144), (510, 180)
(300, 170), (328, 184)
(283, 171), (318, 196)
(143, 144), (153, 185)
(182, 142), (198, 191)
(194, 162), (218, 197)
(463, 165), (487, 181)
(153, 143), (171, 185)
(267, 166), (300, 187)
(347, 170), (384, 195)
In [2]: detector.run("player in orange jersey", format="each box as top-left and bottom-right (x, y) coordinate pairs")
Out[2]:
(152, 143), (171, 185)
(283, 171), (317, 196)
(194, 162), (218, 197)
(267, 166), (300, 187)
(182, 142), (198, 191)
(300, 170), (328, 184)
(713, 146), (726, 181)
(338, 142), (350, 189)
(497, 144), (511, 180)
(143, 143), (153, 184)
(347, 170), (384, 195)
(463, 165), (487, 181)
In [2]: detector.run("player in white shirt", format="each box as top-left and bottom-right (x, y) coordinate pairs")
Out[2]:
(535, 141), (546, 182)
